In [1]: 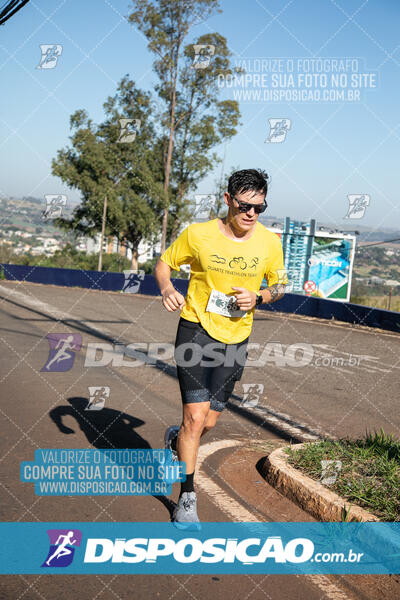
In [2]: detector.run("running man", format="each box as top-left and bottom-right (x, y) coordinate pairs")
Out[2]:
(45, 335), (78, 371)
(155, 169), (288, 528)
(45, 531), (77, 565)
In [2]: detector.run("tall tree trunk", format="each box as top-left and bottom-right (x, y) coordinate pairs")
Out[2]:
(97, 194), (108, 271)
(160, 87), (177, 253)
(130, 247), (138, 270)
(160, 29), (183, 254)
(170, 182), (186, 243)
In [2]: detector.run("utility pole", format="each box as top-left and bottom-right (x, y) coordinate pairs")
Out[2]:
(388, 287), (392, 311)
(96, 170), (130, 271)
(97, 195), (108, 272)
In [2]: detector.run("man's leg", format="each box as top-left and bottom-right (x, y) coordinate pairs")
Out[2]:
(200, 409), (221, 437)
(170, 319), (226, 528)
(176, 402), (210, 474)
(171, 401), (210, 530)
(167, 407), (221, 460)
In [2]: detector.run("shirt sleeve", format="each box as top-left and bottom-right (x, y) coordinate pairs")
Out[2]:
(159, 226), (195, 271)
(265, 236), (289, 286)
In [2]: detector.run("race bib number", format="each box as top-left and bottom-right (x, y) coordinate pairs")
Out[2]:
(206, 289), (246, 318)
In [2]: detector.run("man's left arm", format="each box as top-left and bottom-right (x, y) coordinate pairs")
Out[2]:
(232, 238), (288, 309)
(231, 283), (286, 310)
(258, 283), (286, 304)
(260, 240), (288, 304)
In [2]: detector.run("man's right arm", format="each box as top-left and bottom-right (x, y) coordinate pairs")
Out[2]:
(154, 258), (186, 312)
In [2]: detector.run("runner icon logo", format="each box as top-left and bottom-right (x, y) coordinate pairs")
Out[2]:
(240, 383), (264, 408)
(191, 44), (215, 69)
(265, 118), (291, 143)
(116, 118), (141, 143)
(42, 194), (67, 221)
(344, 194), (370, 219)
(194, 194), (217, 218)
(86, 386), (110, 411)
(320, 460), (342, 486)
(121, 270), (145, 293)
(41, 333), (82, 372)
(42, 529), (82, 568)
(37, 44), (63, 69)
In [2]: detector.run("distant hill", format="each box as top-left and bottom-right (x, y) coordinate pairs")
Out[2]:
(0, 195), (74, 232)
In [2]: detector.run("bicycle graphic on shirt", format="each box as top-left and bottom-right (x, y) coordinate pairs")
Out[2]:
(209, 256), (260, 270)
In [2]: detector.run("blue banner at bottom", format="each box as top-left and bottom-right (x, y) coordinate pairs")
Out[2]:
(1, 522), (399, 574)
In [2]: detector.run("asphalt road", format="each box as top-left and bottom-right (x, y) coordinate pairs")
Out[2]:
(0, 281), (399, 600)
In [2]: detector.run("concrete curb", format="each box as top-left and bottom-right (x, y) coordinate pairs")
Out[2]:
(260, 443), (380, 522)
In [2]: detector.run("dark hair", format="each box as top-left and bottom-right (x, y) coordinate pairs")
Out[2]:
(227, 169), (269, 199)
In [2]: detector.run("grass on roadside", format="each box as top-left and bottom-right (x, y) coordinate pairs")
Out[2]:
(285, 429), (400, 521)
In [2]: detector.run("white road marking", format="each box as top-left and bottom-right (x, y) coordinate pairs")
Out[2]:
(0, 284), (331, 443)
(1, 284), (356, 599)
(0, 284), (73, 321)
(230, 396), (328, 441)
(197, 439), (352, 600)
(196, 440), (256, 521)
(0, 284), (152, 363)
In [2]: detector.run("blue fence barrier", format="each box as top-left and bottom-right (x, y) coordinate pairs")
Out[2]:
(0, 263), (398, 333)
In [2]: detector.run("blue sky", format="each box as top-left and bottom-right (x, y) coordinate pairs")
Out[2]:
(0, 0), (399, 230)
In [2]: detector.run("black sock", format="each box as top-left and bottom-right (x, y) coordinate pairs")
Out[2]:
(171, 433), (178, 452)
(180, 472), (194, 496)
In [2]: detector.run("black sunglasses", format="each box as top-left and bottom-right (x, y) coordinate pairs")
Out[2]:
(231, 195), (268, 214)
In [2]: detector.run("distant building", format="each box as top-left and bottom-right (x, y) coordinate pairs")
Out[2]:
(384, 279), (400, 287)
(80, 234), (161, 263)
(369, 276), (385, 285)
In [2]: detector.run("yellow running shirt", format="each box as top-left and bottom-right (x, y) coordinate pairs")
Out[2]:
(160, 218), (288, 344)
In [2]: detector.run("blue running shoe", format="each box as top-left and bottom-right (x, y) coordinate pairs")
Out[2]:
(164, 425), (179, 462)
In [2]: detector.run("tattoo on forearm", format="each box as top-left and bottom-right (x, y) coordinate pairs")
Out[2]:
(267, 284), (286, 303)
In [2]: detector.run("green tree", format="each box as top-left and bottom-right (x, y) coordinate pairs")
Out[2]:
(128, 0), (240, 251)
(52, 77), (164, 269)
(167, 34), (241, 239)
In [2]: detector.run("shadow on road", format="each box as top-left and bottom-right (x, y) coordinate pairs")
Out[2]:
(1, 288), (308, 441)
(49, 397), (176, 516)
(49, 397), (150, 449)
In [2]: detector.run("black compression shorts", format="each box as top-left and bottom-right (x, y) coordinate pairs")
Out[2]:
(174, 317), (248, 412)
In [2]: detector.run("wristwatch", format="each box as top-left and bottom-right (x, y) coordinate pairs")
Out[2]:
(255, 292), (263, 306)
